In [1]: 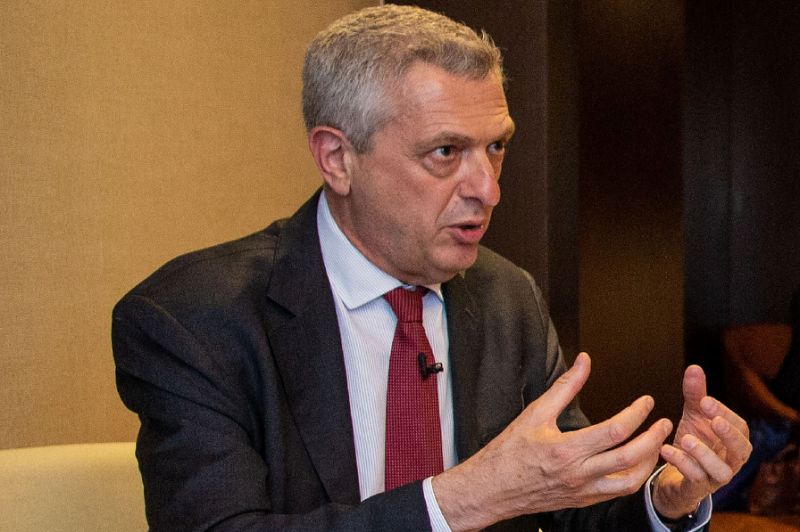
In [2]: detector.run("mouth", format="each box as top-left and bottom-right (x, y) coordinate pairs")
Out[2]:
(448, 221), (487, 244)
(457, 222), (484, 231)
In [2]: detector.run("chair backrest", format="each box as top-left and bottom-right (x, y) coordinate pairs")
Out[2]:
(722, 323), (791, 380)
(721, 323), (798, 421)
(0, 442), (147, 532)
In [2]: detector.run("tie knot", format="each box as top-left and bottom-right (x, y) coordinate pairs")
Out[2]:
(384, 286), (427, 323)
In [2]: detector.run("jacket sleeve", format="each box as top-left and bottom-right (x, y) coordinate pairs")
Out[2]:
(112, 294), (432, 532)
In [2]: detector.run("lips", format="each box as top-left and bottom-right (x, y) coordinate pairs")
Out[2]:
(448, 220), (487, 244)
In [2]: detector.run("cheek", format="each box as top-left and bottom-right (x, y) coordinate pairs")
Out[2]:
(397, 185), (448, 225)
(436, 185), (466, 217)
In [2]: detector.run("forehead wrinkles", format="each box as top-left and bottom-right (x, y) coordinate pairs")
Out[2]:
(391, 70), (510, 140)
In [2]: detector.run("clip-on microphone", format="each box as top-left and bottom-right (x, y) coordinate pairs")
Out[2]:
(417, 352), (443, 379)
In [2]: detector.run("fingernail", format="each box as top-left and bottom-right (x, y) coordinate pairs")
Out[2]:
(644, 396), (654, 410)
(701, 397), (715, 414)
(713, 417), (729, 433)
(682, 435), (698, 450)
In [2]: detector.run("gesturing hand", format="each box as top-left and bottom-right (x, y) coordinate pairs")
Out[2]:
(653, 365), (752, 519)
(433, 353), (674, 531)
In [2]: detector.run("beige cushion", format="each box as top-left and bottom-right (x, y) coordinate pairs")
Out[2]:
(0, 442), (147, 532)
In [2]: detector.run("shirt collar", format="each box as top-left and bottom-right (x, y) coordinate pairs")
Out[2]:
(316, 191), (443, 311)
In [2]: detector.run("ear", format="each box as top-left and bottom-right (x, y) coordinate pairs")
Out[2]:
(308, 126), (354, 196)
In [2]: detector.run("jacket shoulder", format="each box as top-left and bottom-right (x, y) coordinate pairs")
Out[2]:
(117, 220), (287, 314)
(465, 246), (539, 297)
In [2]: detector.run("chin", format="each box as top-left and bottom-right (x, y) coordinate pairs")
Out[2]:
(434, 251), (479, 280)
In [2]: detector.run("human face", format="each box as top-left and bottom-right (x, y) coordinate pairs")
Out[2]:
(334, 62), (515, 285)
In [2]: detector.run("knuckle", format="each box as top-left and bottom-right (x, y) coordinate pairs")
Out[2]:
(548, 444), (572, 465)
(614, 449), (632, 469)
(608, 422), (627, 445)
(717, 469), (733, 485)
(561, 472), (583, 491)
(684, 466), (705, 483)
(554, 372), (573, 389)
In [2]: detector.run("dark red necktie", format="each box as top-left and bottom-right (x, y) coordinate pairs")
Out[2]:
(383, 286), (444, 491)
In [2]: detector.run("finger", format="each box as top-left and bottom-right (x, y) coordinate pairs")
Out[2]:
(682, 365), (707, 409)
(679, 434), (735, 487)
(711, 416), (752, 472)
(700, 397), (750, 439)
(582, 417), (673, 478)
(526, 352), (591, 424)
(573, 395), (657, 454)
(593, 433), (668, 498)
(660, 444), (707, 485)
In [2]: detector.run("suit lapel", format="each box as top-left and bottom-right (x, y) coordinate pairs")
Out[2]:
(443, 271), (485, 462)
(264, 192), (361, 505)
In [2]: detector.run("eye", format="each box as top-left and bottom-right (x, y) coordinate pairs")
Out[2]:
(433, 145), (457, 159)
(488, 140), (508, 155)
(422, 144), (462, 177)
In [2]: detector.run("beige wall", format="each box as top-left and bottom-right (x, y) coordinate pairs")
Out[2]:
(1, 0), (374, 449)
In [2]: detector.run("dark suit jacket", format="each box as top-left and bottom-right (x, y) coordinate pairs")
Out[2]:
(113, 191), (651, 531)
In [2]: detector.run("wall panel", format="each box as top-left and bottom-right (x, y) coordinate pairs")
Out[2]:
(0, 0), (375, 449)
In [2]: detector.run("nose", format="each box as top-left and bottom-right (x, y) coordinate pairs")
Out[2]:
(461, 150), (501, 207)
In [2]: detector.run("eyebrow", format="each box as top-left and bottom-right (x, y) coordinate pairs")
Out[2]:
(420, 121), (516, 150)
(505, 119), (517, 139)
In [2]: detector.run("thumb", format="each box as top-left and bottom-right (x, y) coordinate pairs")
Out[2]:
(682, 364), (707, 411)
(527, 352), (591, 424)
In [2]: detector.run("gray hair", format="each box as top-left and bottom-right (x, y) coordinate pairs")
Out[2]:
(302, 5), (504, 153)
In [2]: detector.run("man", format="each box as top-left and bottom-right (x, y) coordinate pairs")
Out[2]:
(113, 5), (751, 531)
